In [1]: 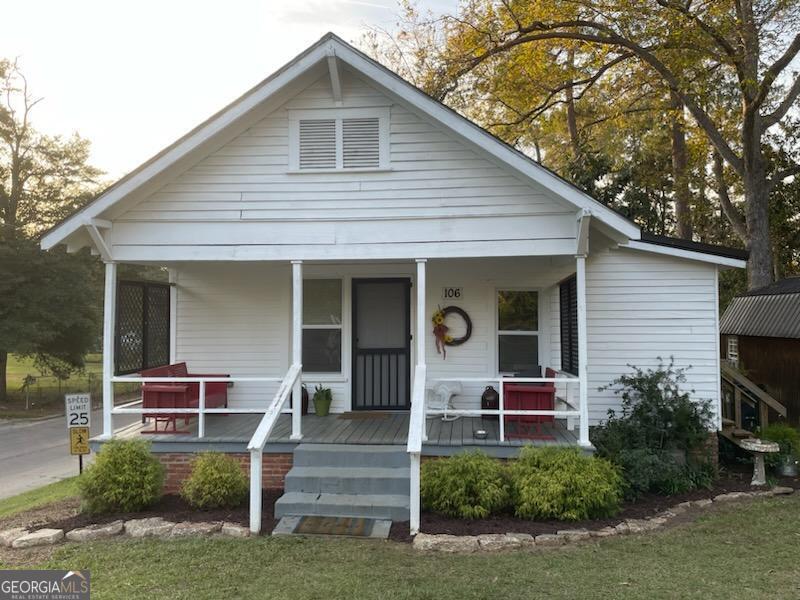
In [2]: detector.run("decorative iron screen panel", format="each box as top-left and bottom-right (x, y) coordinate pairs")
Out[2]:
(115, 281), (171, 375)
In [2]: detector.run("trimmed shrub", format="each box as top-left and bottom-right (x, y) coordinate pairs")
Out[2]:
(79, 439), (164, 514)
(181, 452), (249, 509)
(420, 451), (511, 519)
(760, 423), (800, 469)
(508, 447), (623, 521)
(591, 359), (717, 497)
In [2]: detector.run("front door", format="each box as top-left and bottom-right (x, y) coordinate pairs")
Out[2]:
(352, 278), (411, 410)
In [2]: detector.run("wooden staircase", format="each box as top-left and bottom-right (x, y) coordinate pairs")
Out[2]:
(720, 362), (787, 448)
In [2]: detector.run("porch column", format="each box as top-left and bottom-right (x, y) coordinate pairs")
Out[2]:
(291, 260), (303, 440)
(415, 259), (426, 366)
(576, 255), (590, 447)
(168, 268), (178, 363)
(416, 259), (427, 442)
(101, 261), (117, 439)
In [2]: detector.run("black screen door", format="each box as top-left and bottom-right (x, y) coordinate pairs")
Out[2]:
(352, 278), (411, 410)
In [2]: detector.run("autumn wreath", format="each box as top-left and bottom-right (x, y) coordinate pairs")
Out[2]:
(432, 305), (473, 359)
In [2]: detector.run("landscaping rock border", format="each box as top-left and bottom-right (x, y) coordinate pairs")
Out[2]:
(0, 487), (792, 551)
(0, 518), (249, 550)
(412, 487), (793, 553)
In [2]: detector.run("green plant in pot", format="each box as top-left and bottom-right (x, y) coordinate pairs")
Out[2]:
(760, 423), (800, 477)
(313, 384), (333, 417)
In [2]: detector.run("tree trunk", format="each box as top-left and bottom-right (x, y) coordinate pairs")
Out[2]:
(743, 170), (773, 289)
(0, 350), (7, 403)
(670, 95), (693, 239)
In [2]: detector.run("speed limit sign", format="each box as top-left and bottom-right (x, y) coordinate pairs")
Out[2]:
(66, 393), (91, 471)
(66, 393), (91, 429)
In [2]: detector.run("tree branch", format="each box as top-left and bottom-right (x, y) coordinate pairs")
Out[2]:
(451, 20), (746, 175)
(762, 72), (800, 128)
(754, 31), (800, 110)
(713, 151), (747, 243)
(767, 162), (800, 191)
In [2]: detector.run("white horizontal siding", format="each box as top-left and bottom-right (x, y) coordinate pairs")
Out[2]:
(584, 248), (720, 424)
(174, 257), (576, 414)
(175, 263), (290, 412)
(111, 68), (576, 259)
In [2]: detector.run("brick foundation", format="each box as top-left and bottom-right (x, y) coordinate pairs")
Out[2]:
(157, 452), (293, 494)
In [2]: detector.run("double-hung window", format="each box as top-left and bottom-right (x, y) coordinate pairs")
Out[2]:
(727, 336), (739, 366)
(302, 279), (343, 373)
(289, 108), (389, 171)
(497, 290), (539, 374)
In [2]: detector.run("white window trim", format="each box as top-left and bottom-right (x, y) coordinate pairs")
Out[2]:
(727, 336), (739, 363)
(302, 277), (345, 377)
(288, 107), (391, 172)
(495, 287), (542, 376)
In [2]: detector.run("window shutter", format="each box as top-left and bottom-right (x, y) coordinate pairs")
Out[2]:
(560, 275), (579, 376)
(342, 117), (380, 168)
(298, 119), (336, 169)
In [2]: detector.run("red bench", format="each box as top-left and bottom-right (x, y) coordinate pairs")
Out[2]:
(140, 362), (230, 434)
(504, 369), (556, 440)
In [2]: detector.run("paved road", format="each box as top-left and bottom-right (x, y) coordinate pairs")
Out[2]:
(0, 410), (137, 499)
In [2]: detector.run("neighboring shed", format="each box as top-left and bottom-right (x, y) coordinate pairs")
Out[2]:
(720, 277), (800, 426)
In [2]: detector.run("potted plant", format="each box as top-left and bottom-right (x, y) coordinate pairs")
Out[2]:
(312, 384), (333, 417)
(760, 423), (800, 477)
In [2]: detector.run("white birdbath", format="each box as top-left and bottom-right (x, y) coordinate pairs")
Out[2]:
(739, 438), (781, 486)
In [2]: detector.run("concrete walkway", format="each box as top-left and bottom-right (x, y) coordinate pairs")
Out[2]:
(0, 410), (136, 499)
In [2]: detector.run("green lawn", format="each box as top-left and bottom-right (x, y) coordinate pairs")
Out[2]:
(1, 354), (103, 418)
(0, 477), (79, 519)
(13, 495), (800, 599)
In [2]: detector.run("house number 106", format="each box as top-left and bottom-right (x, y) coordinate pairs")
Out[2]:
(442, 287), (463, 300)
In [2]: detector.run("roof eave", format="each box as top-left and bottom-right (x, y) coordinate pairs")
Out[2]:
(42, 32), (640, 252)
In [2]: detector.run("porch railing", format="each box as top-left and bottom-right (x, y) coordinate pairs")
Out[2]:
(406, 370), (583, 535)
(246, 362), (301, 534)
(425, 374), (582, 442)
(109, 375), (287, 438)
(406, 364), (427, 535)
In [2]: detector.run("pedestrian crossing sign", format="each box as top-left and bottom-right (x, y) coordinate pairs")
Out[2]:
(70, 427), (90, 455)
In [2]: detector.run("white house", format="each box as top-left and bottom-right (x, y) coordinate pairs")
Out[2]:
(41, 34), (746, 535)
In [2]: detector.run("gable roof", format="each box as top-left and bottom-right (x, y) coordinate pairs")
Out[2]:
(39, 32), (744, 270)
(720, 278), (800, 339)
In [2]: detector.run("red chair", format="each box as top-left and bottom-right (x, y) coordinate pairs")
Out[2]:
(504, 379), (555, 440)
(140, 362), (229, 434)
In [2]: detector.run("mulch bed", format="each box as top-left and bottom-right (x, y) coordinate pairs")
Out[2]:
(9, 490), (282, 535)
(388, 463), (799, 543)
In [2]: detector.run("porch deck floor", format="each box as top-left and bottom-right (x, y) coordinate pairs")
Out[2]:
(112, 412), (578, 450)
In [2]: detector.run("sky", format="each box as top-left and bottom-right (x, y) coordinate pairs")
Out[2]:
(0, 0), (455, 179)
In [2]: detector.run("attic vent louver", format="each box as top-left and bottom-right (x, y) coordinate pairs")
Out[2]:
(298, 119), (336, 169)
(342, 117), (380, 168)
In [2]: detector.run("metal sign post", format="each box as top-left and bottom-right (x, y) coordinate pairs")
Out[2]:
(65, 393), (91, 473)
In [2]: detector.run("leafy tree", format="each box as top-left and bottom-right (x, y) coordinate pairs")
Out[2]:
(0, 59), (103, 402)
(368, 0), (800, 289)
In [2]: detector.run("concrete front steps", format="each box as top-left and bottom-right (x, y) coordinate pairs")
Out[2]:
(274, 444), (410, 522)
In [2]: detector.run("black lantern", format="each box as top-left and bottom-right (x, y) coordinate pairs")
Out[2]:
(481, 385), (499, 421)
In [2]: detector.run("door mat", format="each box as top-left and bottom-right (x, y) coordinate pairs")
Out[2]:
(337, 412), (390, 420)
(272, 516), (391, 539)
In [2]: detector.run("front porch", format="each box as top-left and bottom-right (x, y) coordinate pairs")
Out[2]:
(107, 412), (579, 456)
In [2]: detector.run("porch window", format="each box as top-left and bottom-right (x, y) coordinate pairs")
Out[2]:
(497, 290), (539, 374)
(302, 279), (342, 373)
